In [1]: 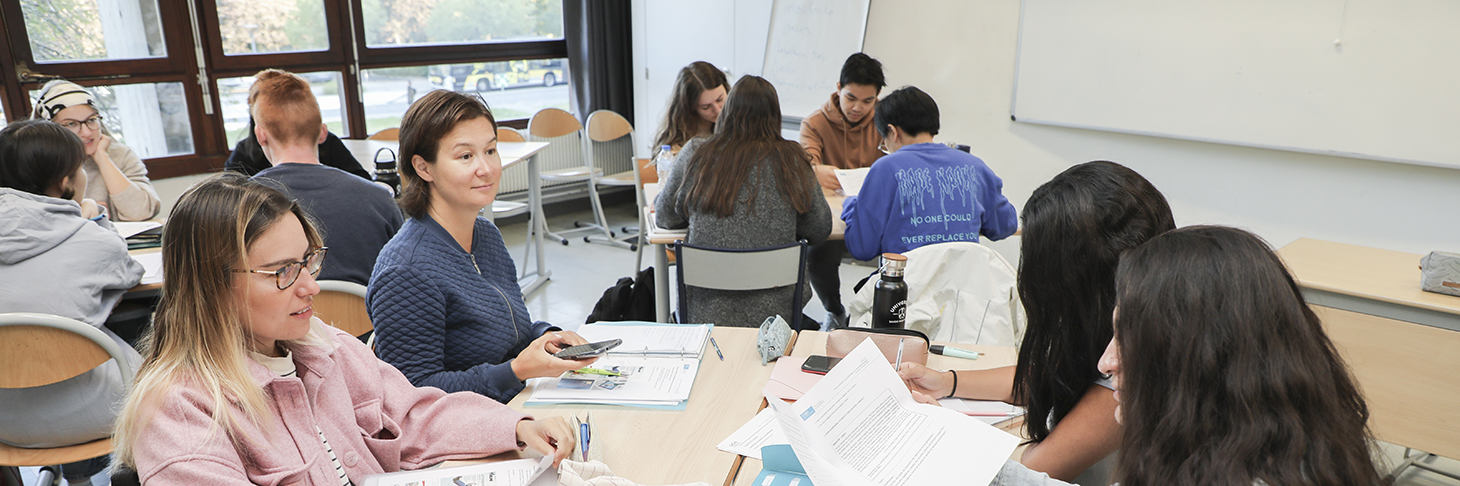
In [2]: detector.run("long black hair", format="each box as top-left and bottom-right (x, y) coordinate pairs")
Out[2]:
(1111, 226), (1383, 486)
(1012, 160), (1174, 443)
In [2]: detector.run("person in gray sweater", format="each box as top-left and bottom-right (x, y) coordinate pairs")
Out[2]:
(656, 75), (831, 329)
(0, 120), (144, 486)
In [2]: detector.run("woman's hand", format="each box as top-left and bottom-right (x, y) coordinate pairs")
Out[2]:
(511, 331), (598, 381)
(515, 417), (575, 467)
(88, 133), (112, 158)
(898, 363), (955, 400)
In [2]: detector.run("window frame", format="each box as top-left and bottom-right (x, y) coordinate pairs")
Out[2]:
(0, 0), (569, 179)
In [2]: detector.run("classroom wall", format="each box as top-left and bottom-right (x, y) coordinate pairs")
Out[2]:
(634, 0), (1460, 261)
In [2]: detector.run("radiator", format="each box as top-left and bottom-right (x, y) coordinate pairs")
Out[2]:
(502, 131), (634, 196)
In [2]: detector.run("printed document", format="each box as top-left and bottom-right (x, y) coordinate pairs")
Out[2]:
(361, 456), (553, 486)
(763, 340), (1018, 485)
(834, 167), (872, 196)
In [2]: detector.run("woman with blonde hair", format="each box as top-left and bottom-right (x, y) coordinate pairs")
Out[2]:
(653, 61), (729, 155)
(32, 79), (162, 221)
(115, 173), (574, 484)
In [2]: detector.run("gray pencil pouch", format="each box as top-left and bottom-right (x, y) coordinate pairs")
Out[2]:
(1420, 251), (1460, 297)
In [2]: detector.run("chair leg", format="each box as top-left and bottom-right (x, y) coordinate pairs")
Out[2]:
(35, 465), (60, 486)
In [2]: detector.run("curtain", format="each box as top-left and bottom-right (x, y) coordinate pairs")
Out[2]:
(563, 0), (635, 125)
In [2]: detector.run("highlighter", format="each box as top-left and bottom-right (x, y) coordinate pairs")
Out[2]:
(929, 345), (981, 360)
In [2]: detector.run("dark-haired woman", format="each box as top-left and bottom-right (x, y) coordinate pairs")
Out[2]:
(993, 226), (1385, 486)
(367, 90), (593, 404)
(653, 61), (729, 156)
(899, 160), (1174, 482)
(0, 119), (144, 485)
(655, 75), (831, 328)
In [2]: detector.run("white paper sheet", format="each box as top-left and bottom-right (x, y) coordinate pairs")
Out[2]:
(113, 221), (162, 239)
(360, 456), (553, 486)
(834, 167), (872, 197)
(130, 252), (163, 285)
(574, 323), (711, 357)
(528, 356), (700, 403)
(715, 408), (786, 459)
(764, 340), (1019, 486)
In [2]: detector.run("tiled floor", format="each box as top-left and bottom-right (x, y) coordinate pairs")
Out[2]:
(15, 197), (1457, 485)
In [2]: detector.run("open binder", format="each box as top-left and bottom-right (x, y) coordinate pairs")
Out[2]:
(525, 322), (713, 409)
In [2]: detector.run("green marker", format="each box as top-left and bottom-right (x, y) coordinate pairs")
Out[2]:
(572, 367), (622, 377)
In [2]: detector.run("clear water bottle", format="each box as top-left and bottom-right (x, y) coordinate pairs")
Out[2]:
(872, 253), (909, 329)
(654, 144), (674, 183)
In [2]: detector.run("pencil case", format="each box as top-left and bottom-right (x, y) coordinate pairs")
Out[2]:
(825, 327), (929, 366)
(1420, 251), (1460, 297)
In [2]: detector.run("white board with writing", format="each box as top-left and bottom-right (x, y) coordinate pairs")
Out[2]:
(1012, 0), (1460, 168)
(761, 0), (871, 120)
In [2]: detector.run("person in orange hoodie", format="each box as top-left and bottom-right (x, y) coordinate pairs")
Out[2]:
(799, 52), (886, 329)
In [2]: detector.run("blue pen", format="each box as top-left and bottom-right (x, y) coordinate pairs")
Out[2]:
(709, 336), (724, 361)
(579, 422), (589, 461)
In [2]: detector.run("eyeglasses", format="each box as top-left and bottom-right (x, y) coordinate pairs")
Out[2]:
(877, 139), (891, 155)
(231, 247), (328, 290)
(57, 115), (104, 133)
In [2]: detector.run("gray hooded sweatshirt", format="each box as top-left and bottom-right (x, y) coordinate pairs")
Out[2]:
(0, 187), (144, 448)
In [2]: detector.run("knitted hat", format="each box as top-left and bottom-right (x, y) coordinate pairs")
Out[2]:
(32, 79), (96, 120)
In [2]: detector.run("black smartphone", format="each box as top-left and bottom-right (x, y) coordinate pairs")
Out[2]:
(801, 355), (842, 375)
(553, 338), (623, 360)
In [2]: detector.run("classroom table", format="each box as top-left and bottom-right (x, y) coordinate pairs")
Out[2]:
(641, 183), (848, 323)
(339, 139), (554, 295)
(1277, 238), (1460, 464)
(726, 331), (1019, 486)
(501, 326), (778, 485)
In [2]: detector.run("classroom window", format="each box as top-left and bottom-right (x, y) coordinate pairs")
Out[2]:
(214, 0), (329, 55)
(360, 0), (563, 47)
(30, 82), (194, 158)
(360, 59), (569, 135)
(19, 0), (168, 63)
(219, 71), (348, 147)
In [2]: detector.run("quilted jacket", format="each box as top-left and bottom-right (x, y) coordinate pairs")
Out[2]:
(367, 215), (552, 402)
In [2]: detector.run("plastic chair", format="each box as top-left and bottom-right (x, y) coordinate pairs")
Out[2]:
(0, 313), (134, 486)
(674, 240), (810, 331)
(580, 110), (637, 251)
(529, 108), (612, 246)
(368, 128), (400, 141)
(315, 280), (373, 340)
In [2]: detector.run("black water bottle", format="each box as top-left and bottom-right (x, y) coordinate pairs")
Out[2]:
(872, 253), (909, 329)
(373, 148), (401, 198)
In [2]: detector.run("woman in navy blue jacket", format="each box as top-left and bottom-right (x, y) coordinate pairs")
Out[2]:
(367, 91), (593, 403)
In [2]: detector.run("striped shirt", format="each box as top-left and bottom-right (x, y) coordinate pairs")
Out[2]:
(251, 350), (355, 486)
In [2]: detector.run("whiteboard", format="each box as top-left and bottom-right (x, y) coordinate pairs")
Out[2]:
(1011, 0), (1460, 168)
(761, 0), (871, 120)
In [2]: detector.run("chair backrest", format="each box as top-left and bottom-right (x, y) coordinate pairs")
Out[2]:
(846, 242), (1025, 346)
(369, 128), (400, 141)
(583, 110), (636, 176)
(527, 108), (582, 139)
(0, 313), (134, 390)
(675, 240), (809, 331)
(315, 280), (372, 338)
(497, 127), (526, 143)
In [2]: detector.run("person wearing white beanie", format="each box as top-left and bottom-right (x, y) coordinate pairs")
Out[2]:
(33, 79), (162, 221)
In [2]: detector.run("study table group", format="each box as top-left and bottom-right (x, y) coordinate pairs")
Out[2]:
(121, 141), (1460, 485)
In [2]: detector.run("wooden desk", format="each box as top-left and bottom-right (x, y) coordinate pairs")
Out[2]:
(504, 327), (776, 485)
(728, 331), (1018, 486)
(339, 139), (554, 295)
(642, 184), (847, 322)
(1278, 238), (1460, 460)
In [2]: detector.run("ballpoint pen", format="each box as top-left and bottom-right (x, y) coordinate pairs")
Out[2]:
(709, 336), (724, 361)
(895, 337), (905, 372)
(579, 420), (589, 462)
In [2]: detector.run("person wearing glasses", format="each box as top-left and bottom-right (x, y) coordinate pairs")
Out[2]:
(0, 120), (145, 486)
(246, 69), (403, 289)
(32, 79), (162, 222)
(113, 173), (575, 484)
(840, 86), (1017, 262)
(367, 90), (594, 404)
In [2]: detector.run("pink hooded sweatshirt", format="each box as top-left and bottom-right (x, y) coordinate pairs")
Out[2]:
(132, 325), (531, 485)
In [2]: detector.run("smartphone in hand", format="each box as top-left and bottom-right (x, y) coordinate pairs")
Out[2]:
(553, 339), (623, 360)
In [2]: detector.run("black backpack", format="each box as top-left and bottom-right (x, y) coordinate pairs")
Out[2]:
(585, 267), (656, 323)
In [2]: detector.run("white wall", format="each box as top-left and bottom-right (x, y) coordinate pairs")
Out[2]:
(634, 0), (1460, 260)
